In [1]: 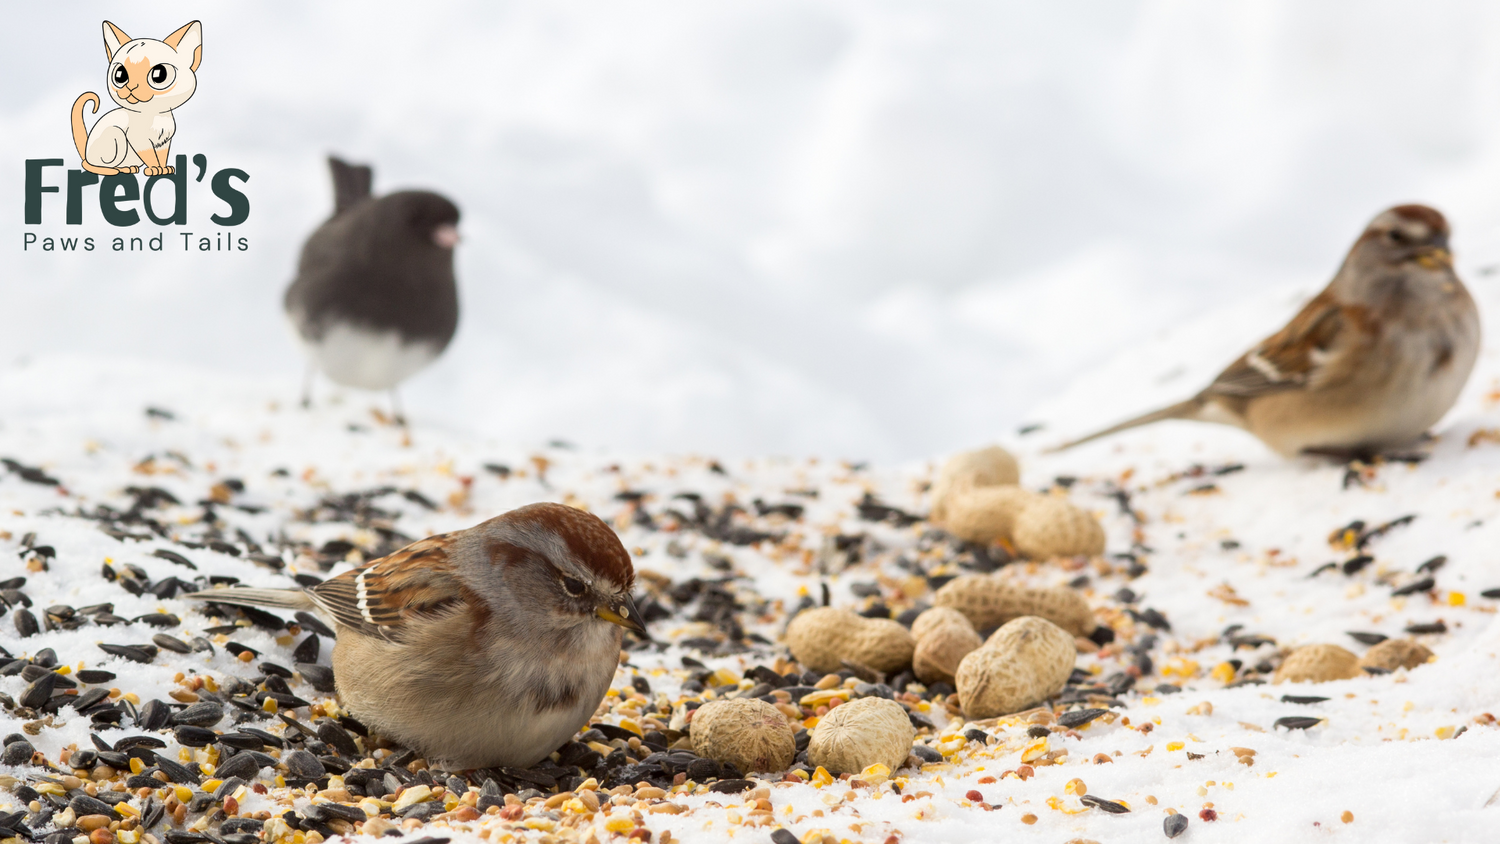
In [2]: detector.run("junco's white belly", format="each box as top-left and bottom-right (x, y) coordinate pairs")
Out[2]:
(300, 321), (441, 391)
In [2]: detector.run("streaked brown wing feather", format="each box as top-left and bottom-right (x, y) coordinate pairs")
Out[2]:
(308, 533), (464, 638)
(1204, 291), (1350, 399)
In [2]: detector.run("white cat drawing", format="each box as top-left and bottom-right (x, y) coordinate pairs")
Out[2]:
(71, 20), (202, 177)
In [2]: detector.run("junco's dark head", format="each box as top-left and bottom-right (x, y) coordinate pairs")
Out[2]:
(382, 190), (461, 250)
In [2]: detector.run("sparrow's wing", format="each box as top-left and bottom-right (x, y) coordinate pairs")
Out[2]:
(308, 533), (466, 638)
(1203, 291), (1356, 399)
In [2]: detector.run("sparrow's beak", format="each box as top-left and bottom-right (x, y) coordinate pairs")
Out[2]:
(1414, 245), (1453, 270)
(596, 594), (649, 638)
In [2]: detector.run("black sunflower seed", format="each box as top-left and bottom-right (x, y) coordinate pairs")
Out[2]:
(1274, 716), (1323, 731)
(223, 642), (258, 659)
(1392, 578), (1435, 597)
(136, 699), (172, 730)
(99, 643), (157, 663)
(135, 613), (181, 628)
(1081, 795), (1130, 813)
(152, 550), (197, 570)
(1165, 812), (1189, 838)
(1341, 555), (1373, 575)
(771, 830), (799, 844)
(239, 727), (283, 748)
(1347, 632), (1387, 646)
(1406, 621), (1447, 635)
(315, 721), (358, 757)
(294, 612), (335, 639)
(212, 752), (260, 781)
(150, 752), (201, 784)
(115, 735), (168, 751)
(1482, 588), (1500, 599)
(76, 669), (116, 684)
(69, 794), (119, 819)
(709, 779), (754, 794)
(217, 732), (266, 750)
(73, 688), (111, 712)
(1280, 695), (1329, 705)
(1058, 708), (1109, 729)
(172, 701), (224, 727)
(174, 725), (217, 747)
(151, 634), (192, 654)
(259, 662), (293, 679)
(19, 673), (56, 709)
(14, 609), (38, 638)
(0, 740), (34, 766)
(292, 634), (320, 664)
(281, 749), (325, 779)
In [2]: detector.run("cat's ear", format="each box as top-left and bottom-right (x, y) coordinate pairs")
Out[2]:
(102, 21), (130, 61)
(164, 21), (203, 72)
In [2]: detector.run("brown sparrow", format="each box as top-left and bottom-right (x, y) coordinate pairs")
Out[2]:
(1055, 204), (1481, 458)
(187, 503), (647, 770)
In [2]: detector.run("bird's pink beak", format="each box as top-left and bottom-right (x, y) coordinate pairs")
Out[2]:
(432, 224), (460, 249)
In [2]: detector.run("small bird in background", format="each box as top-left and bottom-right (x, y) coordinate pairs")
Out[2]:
(284, 156), (460, 424)
(1054, 204), (1480, 458)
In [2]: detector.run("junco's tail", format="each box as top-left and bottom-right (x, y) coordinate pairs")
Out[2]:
(185, 587), (315, 611)
(1047, 397), (1205, 453)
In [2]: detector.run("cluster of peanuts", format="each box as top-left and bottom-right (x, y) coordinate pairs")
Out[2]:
(929, 446), (1105, 560)
(1274, 639), (1435, 683)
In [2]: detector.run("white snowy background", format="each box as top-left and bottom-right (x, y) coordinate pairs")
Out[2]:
(6, 0), (1500, 459)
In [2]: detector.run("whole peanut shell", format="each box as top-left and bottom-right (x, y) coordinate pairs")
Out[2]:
(930, 446), (1021, 523)
(1359, 639), (1433, 672)
(910, 607), (982, 686)
(1273, 644), (1362, 684)
(1012, 495), (1106, 559)
(933, 575), (1096, 636)
(691, 698), (797, 774)
(807, 696), (915, 774)
(956, 616), (1076, 719)
(785, 607), (915, 675)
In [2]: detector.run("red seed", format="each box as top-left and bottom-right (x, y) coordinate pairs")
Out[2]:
(965, 790), (983, 802)
(1199, 808), (1219, 822)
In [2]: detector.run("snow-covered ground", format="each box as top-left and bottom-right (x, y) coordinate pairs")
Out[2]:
(2, 262), (1499, 841)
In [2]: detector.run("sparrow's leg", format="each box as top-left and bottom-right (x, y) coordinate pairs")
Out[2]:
(390, 389), (407, 427)
(301, 365), (315, 409)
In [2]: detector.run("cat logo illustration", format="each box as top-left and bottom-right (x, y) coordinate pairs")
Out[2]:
(71, 20), (202, 177)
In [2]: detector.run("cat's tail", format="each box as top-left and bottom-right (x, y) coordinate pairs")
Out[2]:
(71, 93), (99, 160)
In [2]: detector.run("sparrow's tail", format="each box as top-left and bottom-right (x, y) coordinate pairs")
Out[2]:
(1047, 398), (1205, 453)
(185, 587), (315, 611)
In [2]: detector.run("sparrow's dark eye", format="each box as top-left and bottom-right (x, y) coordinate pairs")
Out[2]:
(561, 576), (587, 598)
(1388, 229), (1409, 244)
(147, 64), (176, 90)
(111, 64), (128, 87)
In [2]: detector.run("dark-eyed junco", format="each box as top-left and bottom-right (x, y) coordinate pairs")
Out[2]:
(1054, 205), (1480, 458)
(284, 156), (461, 421)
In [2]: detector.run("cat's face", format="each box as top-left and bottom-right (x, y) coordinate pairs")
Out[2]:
(102, 20), (201, 113)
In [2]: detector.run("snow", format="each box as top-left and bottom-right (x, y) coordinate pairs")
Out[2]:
(6, 3), (1500, 842)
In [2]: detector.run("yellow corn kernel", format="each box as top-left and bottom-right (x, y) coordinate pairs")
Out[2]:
(1063, 778), (1086, 795)
(35, 783), (66, 796)
(123, 692), (140, 704)
(1448, 592), (1466, 607)
(1166, 742), (1185, 752)
(810, 767), (834, 788)
(619, 719), (642, 736)
(708, 669), (740, 688)
(799, 690), (850, 708)
(1020, 738), (1048, 763)
(115, 803), (140, 819)
(603, 818), (635, 833)
(129, 758), (144, 774)
(263, 697), (279, 713)
(1436, 726), (1456, 739)
(174, 786), (193, 803)
(117, 831), (140, 844)
(202, 779), (222, 794)
(859, 764), (890, 784)
(55, 665), (72, 675)
(1211, 662), (1236, 683)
